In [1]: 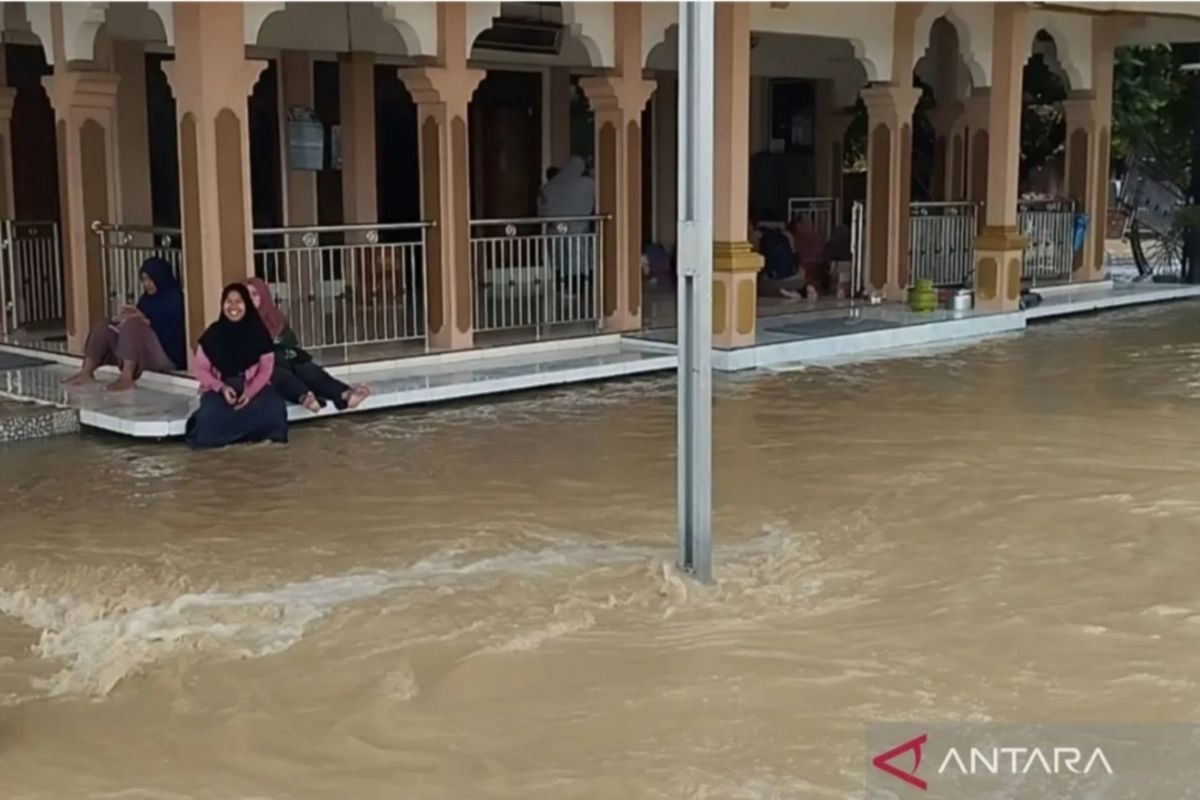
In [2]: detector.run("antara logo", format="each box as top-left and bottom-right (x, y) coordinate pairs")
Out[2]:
(872, 734), (1115, 790)
(872, 734), (929, 790)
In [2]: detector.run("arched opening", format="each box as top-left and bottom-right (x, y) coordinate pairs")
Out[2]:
(1021, 30), (1070, 196)
(8, 40), (58, 222)
(468, 2), (599, 221)
(912, 16), (973, 202)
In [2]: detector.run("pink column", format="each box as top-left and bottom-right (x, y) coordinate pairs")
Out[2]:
(965, 88), (991, 219)
(44, 70), (119, 352)
(164, 2), (266, 345)
(861, 85), (920, 300)
(972, 4), (1027, 313)
(709, 1), (762, 349)
(339, 52), (378, 228)
(929, 101), (964, 202)
(0, 84), (14, 220)
(280, 50), (318, 227)
(1085, 18), (1119, 282)
(579, 2), (653, 333)
(112, 39), (153, 226)
(399, 3), (483, 351)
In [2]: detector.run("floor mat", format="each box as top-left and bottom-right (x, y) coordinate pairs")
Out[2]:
(766, 317), (904, 339)
(0, 352), (52, 371)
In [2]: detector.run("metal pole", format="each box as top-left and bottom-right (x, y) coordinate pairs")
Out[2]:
(676, 0), (715, 583)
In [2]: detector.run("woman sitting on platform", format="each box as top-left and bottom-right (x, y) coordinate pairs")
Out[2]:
(245, 277), (371, 413)
(64, 257), (186, 391)
(184, 283), (288, 449)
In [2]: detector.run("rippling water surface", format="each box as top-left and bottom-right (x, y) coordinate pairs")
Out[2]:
(4, 304), (1200, 799)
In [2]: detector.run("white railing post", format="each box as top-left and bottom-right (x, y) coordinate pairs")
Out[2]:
(249, 221), (432, 350)
(467, 215), (607, 337)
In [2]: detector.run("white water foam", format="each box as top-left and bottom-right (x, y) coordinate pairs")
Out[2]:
(0, 539), (660, 700)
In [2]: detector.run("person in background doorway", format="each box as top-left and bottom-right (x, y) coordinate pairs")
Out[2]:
(245, 277), (370, 414)
(64, 257), (186, 391)
(540, 156), (597, 284)
(789, 216), (830, 301)
(184, 283), (287, 449)
(754, 219), (808, 299)
(539, 155), (595, 223)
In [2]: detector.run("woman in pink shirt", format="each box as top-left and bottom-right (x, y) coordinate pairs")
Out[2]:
(184, 283), (288, 449)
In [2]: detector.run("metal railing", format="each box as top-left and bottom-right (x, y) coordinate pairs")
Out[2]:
(908, 201), (978, 287)
(92, 222), (184, 317)
(252, 221), (431, 350)
(1018, 199), (1075, 285)
(850, 200), (866, 296)
(785, 196), (838, 238)
(1, 220), (63, 333)
(470, 215), (604, 336)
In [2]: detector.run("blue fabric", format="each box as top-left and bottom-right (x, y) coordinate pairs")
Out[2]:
(758, 228), (797, 280)
(184, 376), (288, 450)
(136, 258), (186, 369)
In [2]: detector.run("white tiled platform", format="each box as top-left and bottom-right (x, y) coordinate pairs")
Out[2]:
(1025, 281), (1200, 319)
(2, 281), (1196, 439)
(0, 336), (675, 438)
(634, 280), (1200, 371)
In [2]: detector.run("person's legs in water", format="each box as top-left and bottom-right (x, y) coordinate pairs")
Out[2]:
(106, 316), (175, 392)
(292, 360), (371, 410)
(272, 364), (322, 413)
(63, 320), (120, 385)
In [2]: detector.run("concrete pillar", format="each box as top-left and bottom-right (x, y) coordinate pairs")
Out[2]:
(1085, 18), (1118, 282)
(861, 84), (920, 300)
(44, 69), (119, 352)
(545, 66), (571, 171)
(579, 2), (654, 333)
(339, 52), (377, 228)
(972, 4), (1027, 313)
(399, 3), (483, 351)
(708, 1), (762, 349)
(813, 80), (837, 198)
(0, 46), (15, 219)
(1062, 91), (1101, 282)
(748, 76), (768, 156)
(112, 40), (153, 226)
(280, 50), (318, 227)
(164, 2), (266, 345)
(965, 88), (991, 216)
(930, 101), (963, 202)
(946, 113), (969, 202)
(653, 71), (677, 249)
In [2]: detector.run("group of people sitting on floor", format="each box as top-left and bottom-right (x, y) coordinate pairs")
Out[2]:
(750, 214), (854, 302)
(64, 259), (371, 449)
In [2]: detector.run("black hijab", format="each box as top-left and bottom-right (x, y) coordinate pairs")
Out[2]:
(198, 283), (275, 377)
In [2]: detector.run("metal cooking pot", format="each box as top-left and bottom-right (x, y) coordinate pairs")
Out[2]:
(949, 289), (974, 311)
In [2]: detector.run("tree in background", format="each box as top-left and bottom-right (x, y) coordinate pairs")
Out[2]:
(1020, 50), (1068, 189)
(1112, 45), (1191, 184)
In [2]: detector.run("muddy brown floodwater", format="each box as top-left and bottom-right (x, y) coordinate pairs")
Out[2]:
(3, 303), (1200, 799)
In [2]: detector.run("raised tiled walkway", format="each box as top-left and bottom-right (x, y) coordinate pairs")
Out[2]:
(1, 280), (1197, 440)
(0, 337), (675, 438)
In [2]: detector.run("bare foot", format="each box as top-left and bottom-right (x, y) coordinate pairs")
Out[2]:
(62, 371), (95, 386)
(344, 384), (372, 409)
(105, 375), (136, 392)
(300, 392), (321, 413)
(805, 285), (819, 303)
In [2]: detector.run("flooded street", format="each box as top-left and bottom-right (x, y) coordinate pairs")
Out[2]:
(4, 304), (1200, 799)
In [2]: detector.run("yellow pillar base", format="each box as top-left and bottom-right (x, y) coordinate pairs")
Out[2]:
(712, 241), (763, 349)
(973, 226), (1027, 313)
